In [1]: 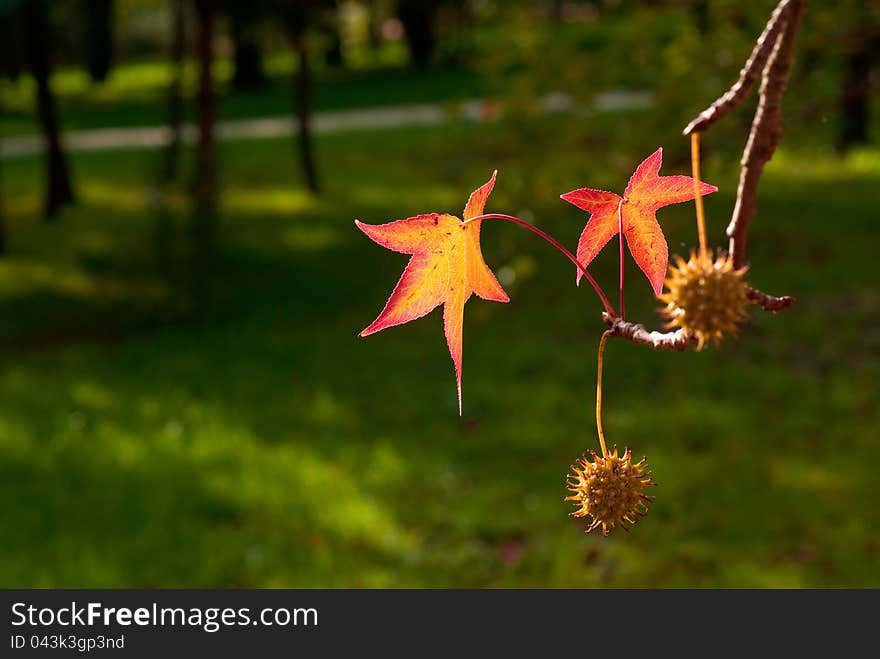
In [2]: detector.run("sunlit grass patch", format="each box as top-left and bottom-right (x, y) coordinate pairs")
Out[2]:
(0, 123), (877, 587)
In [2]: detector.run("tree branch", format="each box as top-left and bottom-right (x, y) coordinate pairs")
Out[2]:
(602, 313), (696, 351)
(726, 0), (807, 269)
(683, 0), (794, 136)
(604, 1), (805, 352)
(746, 287), (796, 312)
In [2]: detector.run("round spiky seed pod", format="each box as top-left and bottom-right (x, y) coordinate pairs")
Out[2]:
(659, 249), (750, 350)
(566, 446), (656, 536)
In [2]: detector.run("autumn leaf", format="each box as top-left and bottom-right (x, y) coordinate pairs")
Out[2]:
(560, 148), (718, 295)
(356, 171), (509, 415)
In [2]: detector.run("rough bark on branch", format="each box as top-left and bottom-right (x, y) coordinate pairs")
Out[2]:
(746, 287), (796, 312)
(726, 0), (807, 269)
(683, 0), (793, 136)
(603, 313), (696, 351)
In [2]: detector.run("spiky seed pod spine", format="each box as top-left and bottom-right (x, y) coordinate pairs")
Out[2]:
(659, 250), (750, 350)
(566, 446), (656, 536)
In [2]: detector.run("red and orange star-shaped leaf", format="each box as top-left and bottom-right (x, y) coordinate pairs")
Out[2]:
(561, 148), (718, 295)
(356, 172), (508, 414)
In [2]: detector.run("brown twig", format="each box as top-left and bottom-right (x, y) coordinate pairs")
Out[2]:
(683, 0), (793, 136)
(746, 287), (796, 312)
(602, 313), (696, 352)
(608, 0), (805, 351)
(726, 0), (807, 269)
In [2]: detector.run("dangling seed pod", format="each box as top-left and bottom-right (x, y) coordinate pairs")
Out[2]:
(659, 249), (750, 350)
(566, 446), (656, 536)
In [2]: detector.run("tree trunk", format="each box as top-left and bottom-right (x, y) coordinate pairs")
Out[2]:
(293, 31), (320, 193)
(161, 0), (186, 184)
(0, 155), (6, 255)
(23, 0), (74, 221)
(154, 0), (187, 302)
(691, 0), (709, 33)
(0, 12), (23, 81)
(397, 0), (438, 70)
(189, 0), (218, 316)
(318, 9), (343, 68)
(195, 1), (217, 199)
(84, 0), (114, 83)
(230, 6), (266, 91)
(836, 39), (876, 153)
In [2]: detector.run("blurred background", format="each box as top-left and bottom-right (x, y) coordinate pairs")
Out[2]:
(0, 0), (878, 587)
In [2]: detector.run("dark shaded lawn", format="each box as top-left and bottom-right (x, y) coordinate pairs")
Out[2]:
(0, 120), (877, 586)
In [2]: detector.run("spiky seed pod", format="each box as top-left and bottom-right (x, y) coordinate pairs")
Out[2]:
(659, 249), (750, 350)
(566, 446), (656, 536)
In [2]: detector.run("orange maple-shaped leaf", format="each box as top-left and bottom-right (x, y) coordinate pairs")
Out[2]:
(357, 171), (509, 414)
(561, 148), (718, 295)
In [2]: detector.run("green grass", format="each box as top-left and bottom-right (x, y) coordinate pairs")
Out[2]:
(0, 118), (878, 587)
(0, 49), (484, 137)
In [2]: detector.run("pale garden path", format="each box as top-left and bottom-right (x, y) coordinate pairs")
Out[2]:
(0, 91), (653, 159)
